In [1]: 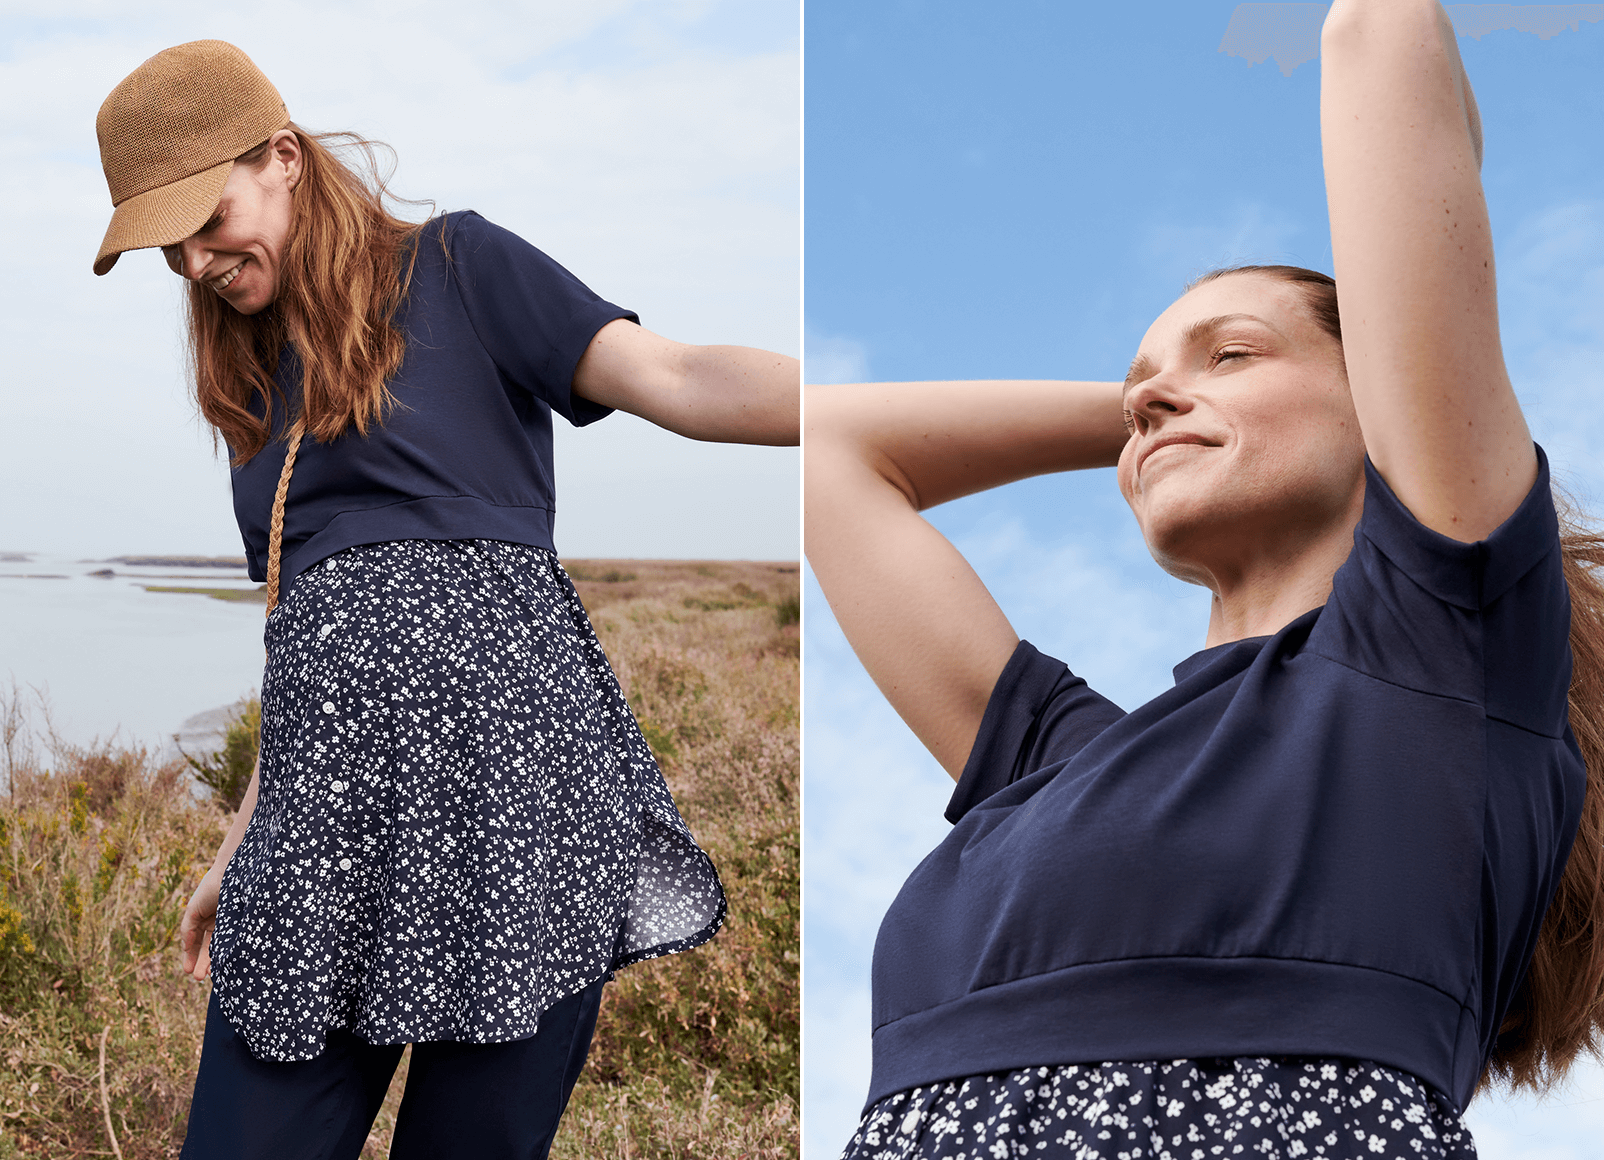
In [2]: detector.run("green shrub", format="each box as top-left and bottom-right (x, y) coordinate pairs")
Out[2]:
(179, 697), (259, 812)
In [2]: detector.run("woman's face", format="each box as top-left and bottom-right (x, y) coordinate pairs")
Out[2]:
(161, 131), (300, 316)
(1116, 272), (1367, 590)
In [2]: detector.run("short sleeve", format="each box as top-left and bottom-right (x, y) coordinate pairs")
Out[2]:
(1311, 443), (1570, 736)
(443, 211), (638, 427)
(945, 641), (1126, 823)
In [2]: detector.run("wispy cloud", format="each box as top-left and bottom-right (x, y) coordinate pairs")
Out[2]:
(1219, 4), (1604, 77)
(805, 329), (871, 385)
(1140, 200), (1314, 288)
(1497, 200), (1604, 502)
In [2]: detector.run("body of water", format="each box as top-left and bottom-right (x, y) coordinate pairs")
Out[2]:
(0, 551), (267, 762)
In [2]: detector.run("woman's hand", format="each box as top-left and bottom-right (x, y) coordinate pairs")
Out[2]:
(180, 863), (222, 980)
(571, 319), (798, 446)
(179, 757), (261, 981)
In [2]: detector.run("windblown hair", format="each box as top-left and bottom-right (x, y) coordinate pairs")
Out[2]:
(185, 125), (432, 465)
(1194, 263), (1604, 1094)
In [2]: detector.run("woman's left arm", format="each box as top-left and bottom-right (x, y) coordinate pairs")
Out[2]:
(1321, 0), (1535, 542)
(572, 319), (799, 446)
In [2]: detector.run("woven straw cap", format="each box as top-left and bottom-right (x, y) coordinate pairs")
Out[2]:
(94, 41), (289, 276)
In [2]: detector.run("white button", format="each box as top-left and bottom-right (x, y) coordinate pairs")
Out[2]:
(338, 858), (352, 870)
(322, 701), (336, 714)
(326, 559), (337, 572)
(331, 780), (345, 793)
(319, 624), (334, 638)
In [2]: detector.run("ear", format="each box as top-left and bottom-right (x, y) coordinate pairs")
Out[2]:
(267, 128), (303, 190)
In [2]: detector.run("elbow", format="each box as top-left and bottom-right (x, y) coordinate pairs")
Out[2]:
(803, 386), (923, 511)
(1322, 0), (1443, 51)
(803, 383), (863, 451)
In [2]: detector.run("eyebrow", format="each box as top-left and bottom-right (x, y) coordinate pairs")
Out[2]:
(1122, 313), (1281, 396)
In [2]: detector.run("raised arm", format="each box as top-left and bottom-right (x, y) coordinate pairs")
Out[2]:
(1321, 0), (1535, 541)
(805, 380), (1128, 777)
(573, 318), (798, 446)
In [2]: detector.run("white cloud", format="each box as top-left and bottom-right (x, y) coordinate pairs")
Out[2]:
(805, 328), (871, 385)
(0, 0), (797, 559)
(1496, 199), (1604, 501)
(802, 563), (952, 1156)
(1139, 200), (1315, 290)
(802, 974), (874, 1160)
(1466, 1057), (1604, 1160)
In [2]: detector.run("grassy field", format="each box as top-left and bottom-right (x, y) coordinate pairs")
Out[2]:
(0, 559), (798, 1158)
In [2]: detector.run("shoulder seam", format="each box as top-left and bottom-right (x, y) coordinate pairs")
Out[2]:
(1300, 647), (1482, 709)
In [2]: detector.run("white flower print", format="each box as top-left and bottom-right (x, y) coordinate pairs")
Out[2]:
(840, 1060), (1476, 1160)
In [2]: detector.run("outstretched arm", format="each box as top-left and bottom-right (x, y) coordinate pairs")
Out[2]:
(573, 319), (798, 445)
(1321, 0), (1534, 541)
(806, 380), (1128, 778)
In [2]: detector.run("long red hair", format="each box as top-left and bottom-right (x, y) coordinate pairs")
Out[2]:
(1194, 264), (1604, 1093)
(185, 125), (432, 465)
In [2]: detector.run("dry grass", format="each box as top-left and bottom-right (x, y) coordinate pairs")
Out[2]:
(0, 560), (798, 1158)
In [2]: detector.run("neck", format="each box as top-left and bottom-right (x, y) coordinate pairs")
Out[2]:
(1187, 495), (1366, 650)
(1201, 537), (1352, 648)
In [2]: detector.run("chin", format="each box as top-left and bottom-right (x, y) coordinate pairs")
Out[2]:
(225, 288), (274, 316)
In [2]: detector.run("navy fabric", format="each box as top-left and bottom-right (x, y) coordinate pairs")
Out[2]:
(230, 211), (636, 585)
(868, 446), (1586, 1114)
(180, 977), (604, 1160)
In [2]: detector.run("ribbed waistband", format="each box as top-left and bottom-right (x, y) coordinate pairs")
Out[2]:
(267, 496), (556, 587)
(868, 955), (1478, 1113)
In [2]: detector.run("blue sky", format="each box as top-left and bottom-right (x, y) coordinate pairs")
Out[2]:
(0, 0), (798, 562)
(804, 4), (1604, 1157)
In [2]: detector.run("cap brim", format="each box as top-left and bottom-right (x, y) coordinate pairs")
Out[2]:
(93, 159), (233, 276)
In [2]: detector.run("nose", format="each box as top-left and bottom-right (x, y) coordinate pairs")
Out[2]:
(1124, 375), (1194, 436)
(163, 235), (210, 281)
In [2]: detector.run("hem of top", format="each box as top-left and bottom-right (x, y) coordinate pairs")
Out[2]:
(211, 889), (728, 1062)
(613, 885), (729, 972)
(866, 954), (1472, 1116)
(210, 959), (616, 1061)
(256, 495), (558, 585)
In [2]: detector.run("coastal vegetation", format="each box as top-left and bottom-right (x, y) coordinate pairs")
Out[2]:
(0, 560), (799, 1158)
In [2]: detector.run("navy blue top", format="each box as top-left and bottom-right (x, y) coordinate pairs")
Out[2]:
(231, 211), (636, 584)
(868, 446), (1586, 1114)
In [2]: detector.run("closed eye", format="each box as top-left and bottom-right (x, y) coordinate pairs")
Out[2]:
(1211, 347), (1252, 367)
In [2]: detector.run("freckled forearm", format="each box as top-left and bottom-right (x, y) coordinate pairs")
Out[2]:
(671, 345), (799, 445)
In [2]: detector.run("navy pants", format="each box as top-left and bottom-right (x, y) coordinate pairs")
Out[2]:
(180, 979), (606, 1160)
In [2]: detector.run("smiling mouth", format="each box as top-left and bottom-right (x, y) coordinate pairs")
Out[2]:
(210, 260), (246, 291)
(1139, 439), (1211, 473)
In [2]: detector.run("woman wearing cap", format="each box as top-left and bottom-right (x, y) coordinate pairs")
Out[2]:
(807, 2), (1603, 1157)
(93, 39), (795, 1160)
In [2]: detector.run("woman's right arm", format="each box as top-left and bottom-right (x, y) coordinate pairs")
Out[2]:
(805, 380), (1128, 778)
(179, 760), (260, 980)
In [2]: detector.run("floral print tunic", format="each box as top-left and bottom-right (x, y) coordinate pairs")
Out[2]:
(209, 539), (725, 1061)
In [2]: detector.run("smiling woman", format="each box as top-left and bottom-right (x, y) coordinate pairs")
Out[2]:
(90, 36), (797, 1160)
(803, 1), (1604, 1157)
